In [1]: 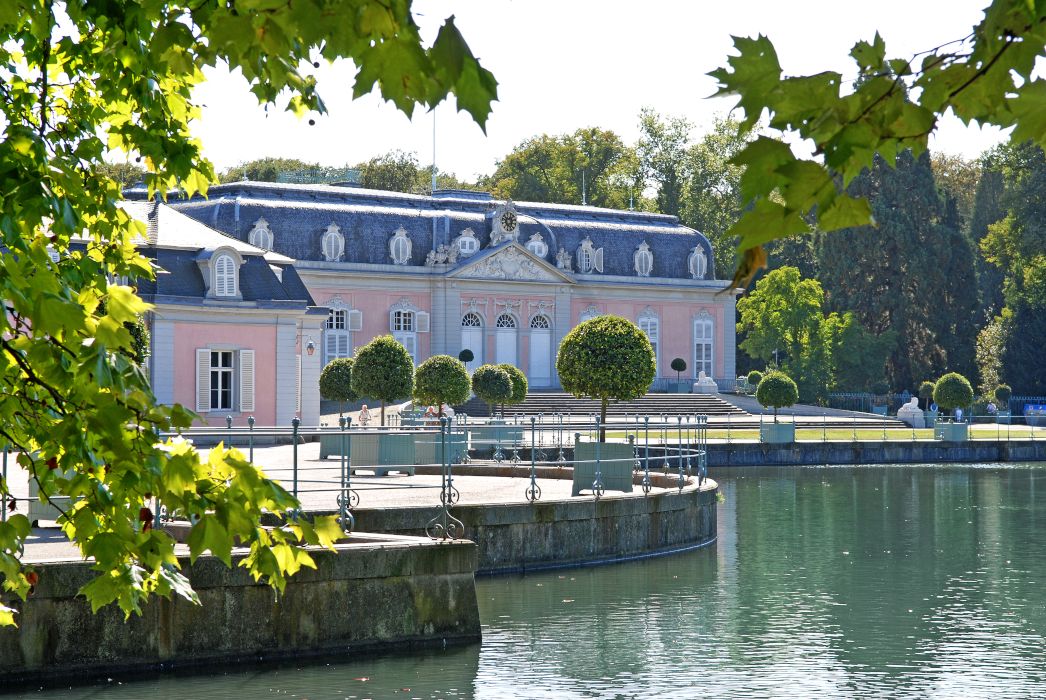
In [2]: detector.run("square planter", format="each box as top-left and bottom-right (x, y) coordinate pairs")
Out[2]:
(414, 430), (469, 466)
(936, 421), (969, 442)
(760, 422), (795, 444)
(871, 405), (888, 416)
(571, 441), (635, 496)
(320, 432), (416, 475)
(924, 411), (939, 429)
(996, 411), (1012, 425)
(469, 419), (524, 455)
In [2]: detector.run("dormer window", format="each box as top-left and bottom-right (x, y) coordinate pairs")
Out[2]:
(455, 228), (480, 258)
(214, 253), (238, 297)
(525, 233), (548, 258)
(576, 236), (603, 274)
(322, 223), (344, 262)
(634, 241), (653, 277)
(390, 227), (412, 265)
(249, 218), (273, 251)
(688, 246), (708, 279)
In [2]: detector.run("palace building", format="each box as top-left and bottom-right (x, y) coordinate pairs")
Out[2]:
(131, 182), (738, 425)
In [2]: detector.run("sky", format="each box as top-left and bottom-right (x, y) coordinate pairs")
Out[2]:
(190, 0), (1006, 181)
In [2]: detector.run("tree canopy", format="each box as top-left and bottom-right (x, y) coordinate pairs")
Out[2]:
(0, 0), (494, 626)
(351, 336), (416, 426)
(498, 364), (528, 408)
(755, 371), (799, 423)
(710, 1), (1046, 286)
(319, 358), (358, 414)
(414, 355), (471, 416)
(471, 365), (512, 416)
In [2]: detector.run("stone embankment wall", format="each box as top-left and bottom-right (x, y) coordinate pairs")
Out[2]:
(0, 534), (479, 686)
(352, 469), (718, 575)
(707, 440), (1046, 467)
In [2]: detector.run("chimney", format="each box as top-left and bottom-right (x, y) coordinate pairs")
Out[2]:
(147, 199), (159, 245)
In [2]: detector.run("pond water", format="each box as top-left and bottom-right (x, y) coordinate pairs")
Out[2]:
(15, 463), (1046, 699)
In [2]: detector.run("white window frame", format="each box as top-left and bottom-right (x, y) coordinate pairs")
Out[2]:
(322, 223), (344, 262)
(390, 227), (412, 265)
(196, 348), (254, 414)
(639, 313), (659, 375)
(525, 234), (548, 258)
(694, 317), (714, 379)
(634, 241), (653, 277)
(248, 218), (273, 251)
(689, 246), (708, 279)
(213, 253), (238, 297)
(324, 308), (351, 365)
(455, 229), (479, 258)
(392, 309), (416, 363)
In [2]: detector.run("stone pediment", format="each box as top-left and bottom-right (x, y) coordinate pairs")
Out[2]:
(449, 243), (573, 283)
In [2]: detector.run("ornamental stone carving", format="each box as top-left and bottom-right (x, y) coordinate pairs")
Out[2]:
(457, 247), (560, 281)
(556, 247), (572, 271)
(425, 243), (459, 266)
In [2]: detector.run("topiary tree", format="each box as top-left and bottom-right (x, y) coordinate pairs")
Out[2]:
(747, 369), (763, 388)
(919, 380), (936, 409)
(498, 364), (528, 416)
(351, 335), (415, 426)
(414, 355), (471, 417)
(671, 357), (687, 385)
(933, 372), (974, 418)
(994, 383), (1012, 409)
(318, 357), (358, 415)
(471, 364), (512, 417)
(756, 371), (799, 424)
(458, 348), (475, 364)
(556, 315), (656, 440)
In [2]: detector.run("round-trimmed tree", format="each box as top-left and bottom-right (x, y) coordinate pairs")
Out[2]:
(458, 348), (474, 364)
(918, 380), (935, 408)
(671, 357), (687, 384)
(471, 364), (512, 417)
(747, 370), (763, 388)
(994, 383), (1012, 408)
(351, 335), (415, 426)
(414, 355), (471, 417)
(556, 315), (655, 440)
(933, 372), (973, 418)
(318, 357), (358, 415)
(498, 364), (528, 415)
(756, 371), (799, 423)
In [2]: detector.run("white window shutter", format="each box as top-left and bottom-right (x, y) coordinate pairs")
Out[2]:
(594, 248), (604, 273)
(196, 349), (211, 413)
(348, 309), (363, 331)
(389, 309), (396, 331)
(416, 311), (430, 333)
(239, 349), (255, 413)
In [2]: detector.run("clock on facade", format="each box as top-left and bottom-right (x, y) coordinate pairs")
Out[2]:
(500, 210), (517, 232)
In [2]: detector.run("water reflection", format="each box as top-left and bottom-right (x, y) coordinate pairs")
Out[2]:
(12, 464), (1046, 699)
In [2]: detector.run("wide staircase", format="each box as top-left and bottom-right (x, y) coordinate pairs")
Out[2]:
(454, 392), (747, 419)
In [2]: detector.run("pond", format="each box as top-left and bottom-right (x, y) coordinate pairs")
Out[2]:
(14, 463), (1046, 699)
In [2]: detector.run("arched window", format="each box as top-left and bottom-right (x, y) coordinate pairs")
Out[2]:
(249, 218), (273, 251)
(455, 228), (479, 258)
(525, 233), (548, 258)
(634, 241), (653, 277)
(213, 254), (237, 297)
(461, 312), (484, 370)
(322, 223), (344, 262)
(688, 246), (708, 279)
(390, 227), (412, 265)
(529, 314), (552, 385)
(529, 315), (550, 330)
(638, 311), (659, 374)
(576, 236), (603, 274)
(495, 313), (518, 366)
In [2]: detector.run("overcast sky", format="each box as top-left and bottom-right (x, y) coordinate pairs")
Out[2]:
(190, 0), (1005, 180)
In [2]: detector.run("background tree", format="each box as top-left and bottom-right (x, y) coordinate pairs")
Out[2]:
(318, 358), (357, 415)
(919, 380), (936, 409)
(637, 108), (692, 217)
(471, 365), (512, 417)
(351, 336), (415, 426)
(414, 356), (471, 417)
(0, 0), (494, 625)
(756, 371), (799, 423)
(994, 384), (1012, 410)
(96, 161), (148, 188)
(556, 316), (655, 440)
(356, 150), (421, 193)
(220, 157), (326, 183)
(671, 358), (687, 384)
(934, 373), (974, 418)
(969, 151), (1009, 318)
(498, 364), (528, 416)
(458, 349), (475, 364)
(747, 370), (764, 387)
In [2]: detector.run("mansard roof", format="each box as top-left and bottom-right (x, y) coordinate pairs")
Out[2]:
(158, 181), (717, 281)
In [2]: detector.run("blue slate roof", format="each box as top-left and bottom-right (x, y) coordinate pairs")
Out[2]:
(160, 182), (717, 280)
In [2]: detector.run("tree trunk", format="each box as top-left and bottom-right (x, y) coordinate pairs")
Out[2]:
(380, 400), (386, 426)
(600, 398), (608, 442)
(774, 406), (778, 424)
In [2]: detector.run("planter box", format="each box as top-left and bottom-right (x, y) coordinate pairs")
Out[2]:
(871, 405), (888, 416)
(469, 419), (524, 455)
(924, 410), (939, 428)
(414, 430), (469, 466)
(759, 422), (795, 444)
(997, 411), (1012, 425)
(319, 432), (415, 475)
(935, 421), (969, 442)
(571, 441), (635, 496)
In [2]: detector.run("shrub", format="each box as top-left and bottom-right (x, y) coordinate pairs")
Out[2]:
(671, 357), (687, 383)
(498, 364), (528, 411)
(918, 380), (935, 408)
(414, 355), (471, 417)
(933, 372), (974, 416)
(318, 357), (357, 414)
(994, 383), (1012, 406)
(471, 364), (512, 417)
(458, 348), (474, 364)
(871, 380), (890, 396)
(556, 315), (655, 439)
(747, 370), (763, 387)
(351, 335), (415, 426)
(756, 371), (798, 423)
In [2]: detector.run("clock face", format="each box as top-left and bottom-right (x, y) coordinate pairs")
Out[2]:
(500, 211), (517, 232)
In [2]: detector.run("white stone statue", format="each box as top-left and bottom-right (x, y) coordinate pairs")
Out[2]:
(693, 370), (719, 395)
(896, 396), (924, 428)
